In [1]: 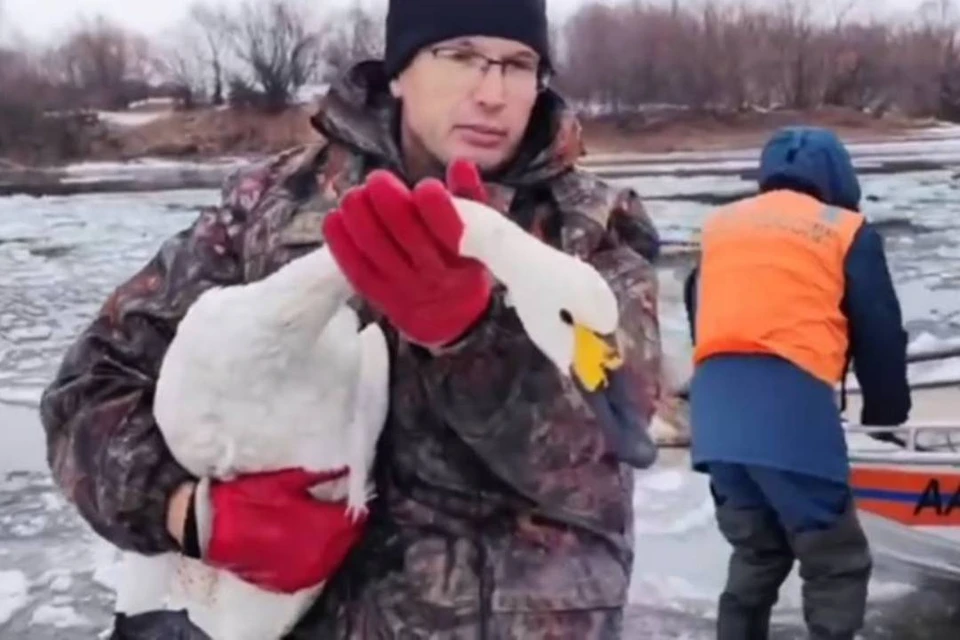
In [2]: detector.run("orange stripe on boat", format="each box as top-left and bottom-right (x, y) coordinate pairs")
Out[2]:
(850, 467), (960, 526)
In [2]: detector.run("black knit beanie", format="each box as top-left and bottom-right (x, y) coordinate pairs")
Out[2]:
(383, 0), (551, 78)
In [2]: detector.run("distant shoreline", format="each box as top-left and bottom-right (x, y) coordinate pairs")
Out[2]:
(0, 106), (951, 198)
(5, 153), (949, 199)
(13, 103), (941, 163)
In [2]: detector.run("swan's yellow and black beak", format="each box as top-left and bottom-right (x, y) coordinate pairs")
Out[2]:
(571, 322), (658, 469)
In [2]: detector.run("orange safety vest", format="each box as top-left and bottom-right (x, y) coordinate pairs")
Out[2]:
(693, 190), (864, 386)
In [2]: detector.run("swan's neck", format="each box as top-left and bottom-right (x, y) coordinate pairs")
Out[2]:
(251, 246), (353, 337)
(452, 197), (548, 285)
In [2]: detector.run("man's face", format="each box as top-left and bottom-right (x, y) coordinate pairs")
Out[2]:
(391, 36), (543, 172)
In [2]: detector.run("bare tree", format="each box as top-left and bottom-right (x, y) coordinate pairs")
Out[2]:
(770, 0), (819, 108)
(159, 36), (207, 108)
(49, 16), (155, 109)
(318, 3), (385, 80)
(929, 1), (960, 119)
(158, 2), (230, 108)
(0, 0), (13, 45)
(219, 0), (322, 111)
(830, 0), (860, 29)
(0, 27), (99, 164)
(191, 2), (228, 106)
(559, 3), (632, 115)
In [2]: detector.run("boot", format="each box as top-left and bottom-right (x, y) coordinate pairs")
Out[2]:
(790, 500), (872, 640)
(715, 504), (795, 640)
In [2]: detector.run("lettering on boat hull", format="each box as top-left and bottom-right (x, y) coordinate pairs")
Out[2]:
(851, 467), (960, 526)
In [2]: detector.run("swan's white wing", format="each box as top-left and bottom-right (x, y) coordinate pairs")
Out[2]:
(153, 247), (360, 478)
(130, 242), (392, 639)
(345, 323), (390, 517)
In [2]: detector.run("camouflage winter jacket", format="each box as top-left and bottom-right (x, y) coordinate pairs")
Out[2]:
(40, 61), (663, 638)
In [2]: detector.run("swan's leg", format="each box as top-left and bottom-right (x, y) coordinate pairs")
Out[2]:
(346, 323), (390, 521)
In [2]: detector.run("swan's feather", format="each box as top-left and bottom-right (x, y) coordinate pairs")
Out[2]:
(118, 246), (389, 640)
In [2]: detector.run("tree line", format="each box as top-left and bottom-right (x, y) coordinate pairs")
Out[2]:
(4, 0), (960, 162)
(0, 0), (377, 114)
(560, 0), (960, 121)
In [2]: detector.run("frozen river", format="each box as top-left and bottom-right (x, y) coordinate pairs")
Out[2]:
(3, 136), (960, 637)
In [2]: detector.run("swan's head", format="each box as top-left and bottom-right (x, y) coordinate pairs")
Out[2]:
(450, 196), (657, 468)
(510, 263), (621, 385)
(450, 196), (621, 373)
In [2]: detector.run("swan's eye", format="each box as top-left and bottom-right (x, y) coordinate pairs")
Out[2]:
(559, 309), (573, 325)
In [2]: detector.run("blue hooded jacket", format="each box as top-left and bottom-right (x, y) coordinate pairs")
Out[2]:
(684, 127), (911, 483)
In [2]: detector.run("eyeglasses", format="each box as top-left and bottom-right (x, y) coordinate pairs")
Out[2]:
(428, 46), (552, 95)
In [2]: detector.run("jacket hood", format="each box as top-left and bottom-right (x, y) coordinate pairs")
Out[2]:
(757, 126), (861, 211)
(309, 60), (583, 188)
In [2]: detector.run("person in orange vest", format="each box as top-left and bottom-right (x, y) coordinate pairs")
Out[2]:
(683, 126), (911, 639)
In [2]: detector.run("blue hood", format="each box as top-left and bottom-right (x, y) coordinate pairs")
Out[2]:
(758, 127), (861, 211)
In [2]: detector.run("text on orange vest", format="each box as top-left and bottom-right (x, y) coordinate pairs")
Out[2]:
(694, 190), (864, 386)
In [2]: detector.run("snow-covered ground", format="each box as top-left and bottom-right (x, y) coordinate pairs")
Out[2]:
(96, 111), (168, 129)
(3, 138), (960, 636)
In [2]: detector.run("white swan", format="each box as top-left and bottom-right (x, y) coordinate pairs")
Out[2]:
(112, 194), (655, 640)
(114, 248), (389, 640)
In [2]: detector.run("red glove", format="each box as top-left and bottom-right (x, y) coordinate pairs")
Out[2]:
(322, 160), (492, 347)
(186, 468), (367, 594)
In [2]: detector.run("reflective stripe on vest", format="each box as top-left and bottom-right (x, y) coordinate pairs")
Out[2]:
(693, 190), (864, 386)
